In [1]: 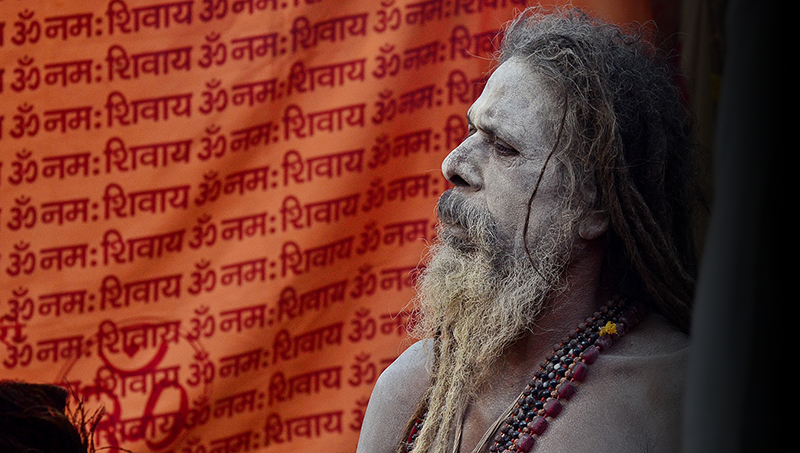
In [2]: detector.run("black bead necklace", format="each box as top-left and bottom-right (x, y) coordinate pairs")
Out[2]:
(404, 296), (646, 453)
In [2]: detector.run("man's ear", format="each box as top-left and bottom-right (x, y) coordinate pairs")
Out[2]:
(578, 209), (609, 240)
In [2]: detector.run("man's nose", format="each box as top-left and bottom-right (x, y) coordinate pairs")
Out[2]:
(441, 142), (482, 191)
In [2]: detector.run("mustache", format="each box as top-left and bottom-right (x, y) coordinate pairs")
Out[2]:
(436, 189), (501, 248)
(437, 190), (485, 229)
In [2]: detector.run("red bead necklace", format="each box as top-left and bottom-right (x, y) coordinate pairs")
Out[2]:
(404, 296), (646, 453)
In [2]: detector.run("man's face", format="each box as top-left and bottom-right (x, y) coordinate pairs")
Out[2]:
(414, 57), (583, 371)
(408, 58), (586, 447)
(439, 57), (568, 258)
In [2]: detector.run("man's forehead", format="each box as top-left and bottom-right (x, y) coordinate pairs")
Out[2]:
(468, 58), (557, 144)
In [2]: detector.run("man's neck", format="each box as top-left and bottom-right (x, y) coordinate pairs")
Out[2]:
(459, 279), (610, 453)
(498, 240), (611, 397)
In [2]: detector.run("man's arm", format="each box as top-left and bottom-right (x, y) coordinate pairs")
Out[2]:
(357, 340), (431, 453)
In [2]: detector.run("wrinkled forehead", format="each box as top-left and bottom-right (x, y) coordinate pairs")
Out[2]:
(468, 57), (561, 150)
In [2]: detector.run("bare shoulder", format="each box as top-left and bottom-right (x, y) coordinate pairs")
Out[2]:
(538, 313), (691, 453)
(357, 339), (432, 453)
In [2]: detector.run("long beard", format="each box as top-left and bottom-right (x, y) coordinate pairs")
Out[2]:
(407, 189), (580, 453)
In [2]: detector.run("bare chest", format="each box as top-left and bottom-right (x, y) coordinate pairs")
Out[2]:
(458, 389), (521, 453)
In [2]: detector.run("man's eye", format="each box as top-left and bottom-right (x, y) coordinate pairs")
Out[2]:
(493, 139), (517, 156)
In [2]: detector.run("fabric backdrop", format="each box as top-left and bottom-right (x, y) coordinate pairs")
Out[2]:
(0, 1), (652, 451)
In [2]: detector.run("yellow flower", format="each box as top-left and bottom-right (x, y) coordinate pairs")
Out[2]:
(599, 321), (617, 336)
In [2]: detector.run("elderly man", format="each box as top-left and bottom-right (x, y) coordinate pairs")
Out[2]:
(357, 7), (701, 453)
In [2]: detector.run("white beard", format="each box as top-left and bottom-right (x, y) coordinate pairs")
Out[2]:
(407, 189), (581, 452)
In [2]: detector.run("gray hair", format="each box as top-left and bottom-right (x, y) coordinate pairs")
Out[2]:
(499, 6), (701, 332)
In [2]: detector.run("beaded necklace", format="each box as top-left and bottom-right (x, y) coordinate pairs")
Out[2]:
(403, 296), (646, 453)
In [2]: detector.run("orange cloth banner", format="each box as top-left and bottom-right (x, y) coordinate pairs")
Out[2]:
(0, 1), (650, 451)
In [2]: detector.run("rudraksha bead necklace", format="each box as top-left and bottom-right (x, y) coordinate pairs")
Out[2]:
(404, 296), (646, 453)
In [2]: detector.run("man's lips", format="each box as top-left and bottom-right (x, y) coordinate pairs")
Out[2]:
(437, 219), (473, 245)
(439, 220), (465, 235)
